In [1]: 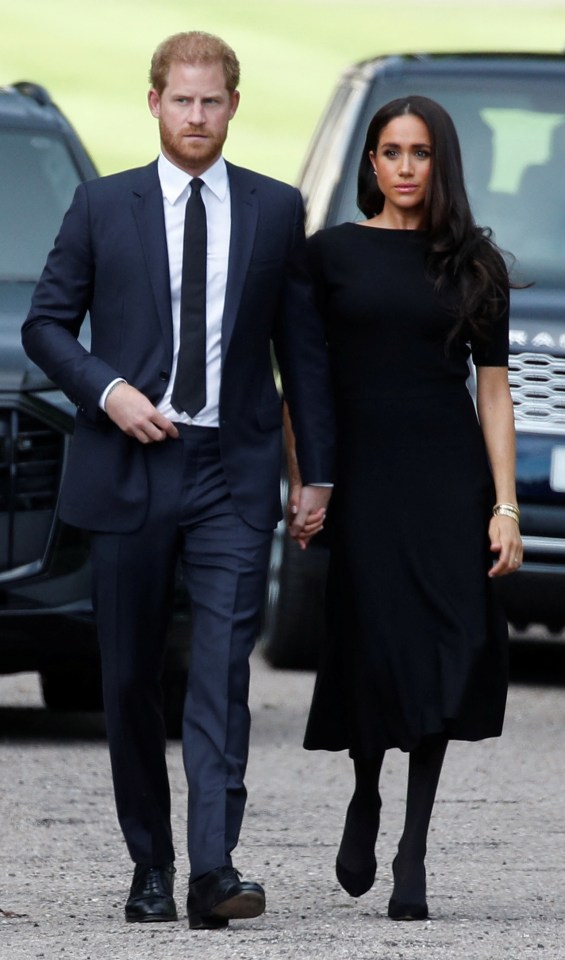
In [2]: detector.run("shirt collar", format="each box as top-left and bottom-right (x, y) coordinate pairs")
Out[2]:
(157, 152), (228, 205)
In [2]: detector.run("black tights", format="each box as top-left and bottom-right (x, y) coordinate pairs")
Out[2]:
(338, 754), (384, 873)
(339, 734), (448, 900)
(393, 733), (448, 905)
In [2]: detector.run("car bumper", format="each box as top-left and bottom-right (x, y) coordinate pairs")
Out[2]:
(495, 534), (565, 631)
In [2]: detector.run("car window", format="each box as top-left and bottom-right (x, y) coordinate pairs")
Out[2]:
(299, 76), (370, 237)
(328, 72), (565, 289)
(0, 129), (82, 281)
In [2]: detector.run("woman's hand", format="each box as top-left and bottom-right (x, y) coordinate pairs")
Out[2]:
(287, 482), (329, 550)
(283, 402), (331, 549)
(488, 514), (523, 577)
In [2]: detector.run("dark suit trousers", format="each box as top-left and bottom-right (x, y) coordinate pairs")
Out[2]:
(89, 426), (272, 878)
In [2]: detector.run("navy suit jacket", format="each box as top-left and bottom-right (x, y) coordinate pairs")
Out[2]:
(22, 159), (335, 532)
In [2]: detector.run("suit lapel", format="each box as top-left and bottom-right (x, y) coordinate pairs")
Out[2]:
(131, 161), (173, 352)
(222, 163), (258, 360)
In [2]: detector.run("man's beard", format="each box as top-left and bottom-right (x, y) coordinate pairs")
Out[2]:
(159, 118), (227, 173)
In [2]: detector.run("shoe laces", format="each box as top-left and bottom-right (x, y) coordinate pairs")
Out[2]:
(143, 866), (171, 897)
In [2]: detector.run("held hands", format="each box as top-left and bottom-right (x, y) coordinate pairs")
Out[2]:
(287, 482), (332, 550)
(488, 514), (523, 577)
(105, 382), (179, 444)
(282, 402), (331, 549)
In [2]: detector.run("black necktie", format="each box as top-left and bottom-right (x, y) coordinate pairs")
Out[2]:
(171, 177), (207, 417)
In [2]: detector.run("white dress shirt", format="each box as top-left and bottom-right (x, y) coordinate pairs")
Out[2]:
(100, 153), (230, 426)
(157, 152), (230, 426)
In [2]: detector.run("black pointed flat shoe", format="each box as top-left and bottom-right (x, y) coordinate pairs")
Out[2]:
(335, 854), (377, 898)
(387, 855), (428, 920)
(387, 897), (429, 920)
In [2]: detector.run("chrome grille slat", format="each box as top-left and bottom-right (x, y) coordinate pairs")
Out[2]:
(509, 352), (565, 427)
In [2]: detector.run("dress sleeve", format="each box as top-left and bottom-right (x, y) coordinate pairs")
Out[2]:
(470, 254), (510, 367)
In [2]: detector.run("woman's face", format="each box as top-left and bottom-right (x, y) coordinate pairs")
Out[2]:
(369, 113), (432, 216)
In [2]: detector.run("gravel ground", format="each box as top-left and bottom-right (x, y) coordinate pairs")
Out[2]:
(1, 645), (565, 960)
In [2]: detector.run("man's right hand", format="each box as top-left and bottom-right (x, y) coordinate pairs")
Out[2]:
(105, 382), (179, 443)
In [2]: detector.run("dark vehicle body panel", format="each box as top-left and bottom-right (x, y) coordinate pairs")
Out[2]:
(0, 83), (188, 725)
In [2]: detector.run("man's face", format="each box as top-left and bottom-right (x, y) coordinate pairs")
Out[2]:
(148, 61), (240, 175)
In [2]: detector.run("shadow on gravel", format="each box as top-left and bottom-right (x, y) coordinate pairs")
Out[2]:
(0, 707), (106, 741)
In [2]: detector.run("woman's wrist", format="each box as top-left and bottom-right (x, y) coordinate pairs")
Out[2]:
(493, 502), (520, 525)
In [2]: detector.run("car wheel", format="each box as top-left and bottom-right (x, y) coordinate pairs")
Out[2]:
(41, 665), (103, 712)
(262, 524), (328, 670)
(41, 660), (188, 738)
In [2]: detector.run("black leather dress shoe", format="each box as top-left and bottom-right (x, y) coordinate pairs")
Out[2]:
(187, 866), (265, 930)
(125, 863), (178, 923)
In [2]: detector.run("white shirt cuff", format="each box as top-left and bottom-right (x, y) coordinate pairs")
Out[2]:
(100, 378), (126, 410)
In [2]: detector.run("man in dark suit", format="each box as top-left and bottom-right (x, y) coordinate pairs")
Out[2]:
(22, 31), (334, 931)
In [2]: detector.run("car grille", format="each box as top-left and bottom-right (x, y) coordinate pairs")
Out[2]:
(0, 409), (64, 574)
(509, 352), (565, 429)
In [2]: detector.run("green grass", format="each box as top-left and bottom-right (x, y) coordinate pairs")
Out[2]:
(1, 0), (564, 181)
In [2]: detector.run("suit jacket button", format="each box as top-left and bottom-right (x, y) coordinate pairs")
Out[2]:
(159, 371), (169, 381)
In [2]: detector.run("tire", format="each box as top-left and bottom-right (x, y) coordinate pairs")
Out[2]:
(41, 664), (103, 712)
(262, 523), (329, 669)
(41, 661), (187, 738)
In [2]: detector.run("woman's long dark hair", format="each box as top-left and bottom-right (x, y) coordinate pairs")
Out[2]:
(357, 95), (510, 338)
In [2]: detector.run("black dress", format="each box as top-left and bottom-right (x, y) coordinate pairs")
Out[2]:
(303, 223), (509, 757)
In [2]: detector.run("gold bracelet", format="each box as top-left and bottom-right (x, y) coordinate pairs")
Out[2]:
(493, 502), (520, 517)
(493, 503), (520, 524)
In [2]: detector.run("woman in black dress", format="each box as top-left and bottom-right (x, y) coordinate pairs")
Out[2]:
(293, 96), (522, 920)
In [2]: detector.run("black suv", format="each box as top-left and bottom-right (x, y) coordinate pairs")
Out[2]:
(263, 52), (565, 668)
(0, 83), (188, 728)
